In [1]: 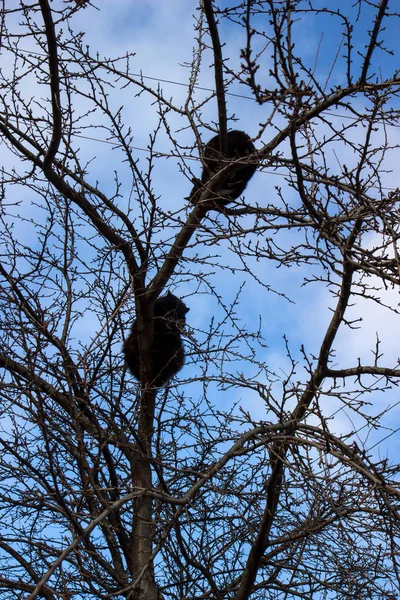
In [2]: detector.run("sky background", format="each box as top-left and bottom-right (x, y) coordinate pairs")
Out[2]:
(3, 0), (400, 457)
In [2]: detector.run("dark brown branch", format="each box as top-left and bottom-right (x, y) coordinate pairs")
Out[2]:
(149, 202), (206, 293)
(27, 490), (141, 600)
(130, 387), (159, 594)
(0, 541), (56, 600)
(359, 0), (389, 84)
(152, 87), (355, 291)
(289, 125), (323, 226)
(39, 0), (62, 168)
(202, 0), (227, 151)
(234, 249), (356, 600)
(0, 119), (140, 280)
(0, 114), (146, 262)
(0, 354), (72, 412)
(233, 448), (285, 600)
(293, 251), (355, 421)
(326, 366), (400, 379)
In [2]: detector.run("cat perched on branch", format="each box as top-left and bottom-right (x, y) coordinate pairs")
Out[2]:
(189, 130), (257, 207)
(123, 292), (189, 387)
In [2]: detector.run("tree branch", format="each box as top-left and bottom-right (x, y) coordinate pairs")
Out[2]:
(39, 0), (62, 167)
(26, 490), (141, 600)
(202, 0), (227, 150)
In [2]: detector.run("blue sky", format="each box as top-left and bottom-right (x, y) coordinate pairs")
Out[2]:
(3, 0), (400, 456)
(1, 4), (400, 598)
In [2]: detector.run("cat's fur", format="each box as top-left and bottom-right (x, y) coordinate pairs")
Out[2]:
(123, 292), (189, 387)
(189, 130), (257, 206)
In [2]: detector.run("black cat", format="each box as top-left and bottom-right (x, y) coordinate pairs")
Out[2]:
(123, 292), (189, 387)
(189, 130), (257, 206)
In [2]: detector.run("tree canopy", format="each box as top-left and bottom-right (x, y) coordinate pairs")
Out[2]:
(0, 1), (400, 599)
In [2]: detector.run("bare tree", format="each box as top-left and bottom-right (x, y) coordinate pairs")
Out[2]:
(1, 1), (400, 599)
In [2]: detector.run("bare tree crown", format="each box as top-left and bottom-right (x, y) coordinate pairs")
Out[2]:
(0, 1), (400, 599)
